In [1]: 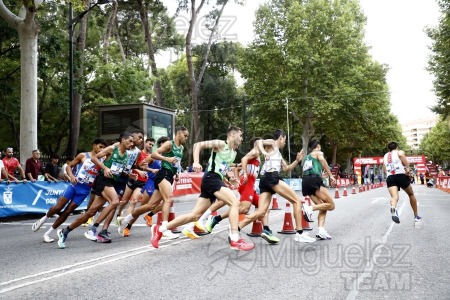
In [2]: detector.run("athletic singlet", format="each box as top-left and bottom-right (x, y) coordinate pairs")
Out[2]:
(73, 152), (101, 187)
(133, 150), (149, 182)
(383, 150), (405, 176)
(102, 146), (128, 181)
(303, 152), (322, 176)
(161, 141), (184, 174)
(124, 147), (140, 174)
(147, 160), (162, 180)
(261, 148), (283, 173)
(207, 142), (237, 180)
(240, 157), (260, 180)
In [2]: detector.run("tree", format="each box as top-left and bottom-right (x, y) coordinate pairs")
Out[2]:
(0, 0), (42, 164)
(427, 0), (450, 119)
(176, 0), (243, 162)
(239, 0), (402, 168)
(421, 117), (450, 166)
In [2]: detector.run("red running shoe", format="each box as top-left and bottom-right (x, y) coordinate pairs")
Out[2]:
(229, 238), (255, 251)
(151, 225), (163, 248)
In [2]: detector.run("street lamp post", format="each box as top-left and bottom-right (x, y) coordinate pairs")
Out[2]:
(68, 0), (110, 157)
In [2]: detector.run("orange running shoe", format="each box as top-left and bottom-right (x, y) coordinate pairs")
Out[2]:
(123, 228), (130, 237)
(144, 215), (153, 227)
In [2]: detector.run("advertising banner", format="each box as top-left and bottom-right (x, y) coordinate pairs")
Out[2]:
(0, 182), (88, 218)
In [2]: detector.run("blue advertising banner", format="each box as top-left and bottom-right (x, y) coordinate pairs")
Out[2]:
(0, 182), (88, 218)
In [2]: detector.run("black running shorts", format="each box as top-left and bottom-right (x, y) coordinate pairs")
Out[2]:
(199, 172), (226, 202)
(126, 178), (146, 190)
(302, 175), (324, 196)
(154, 168), (175, 190)
(259, 172), (283, 195)
(386, 174), (410, 191)
(95, 173), (118, 196)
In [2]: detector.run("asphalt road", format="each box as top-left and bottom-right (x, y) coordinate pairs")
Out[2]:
(0, 184), (449, 300)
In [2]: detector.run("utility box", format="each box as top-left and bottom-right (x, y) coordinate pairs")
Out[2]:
(98, 103), (176, 142)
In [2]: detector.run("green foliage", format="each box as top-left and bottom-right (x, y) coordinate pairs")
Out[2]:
(238, 0), (403, 166)
(421, 117), (450, 165)
(427, 0), (450, 118)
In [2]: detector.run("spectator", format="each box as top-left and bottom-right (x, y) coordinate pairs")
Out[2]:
(427, 177), (435, 188)
(370, 171), (375, 184)
(25, 150), (46, 182)
(419, 173), (425, 185)
(2, 147), (27, 183)
(378, 173), (383, 183)
(45, 153), (60, 182)
(58, 156), (74, 182)
(0, 158), (9, 182)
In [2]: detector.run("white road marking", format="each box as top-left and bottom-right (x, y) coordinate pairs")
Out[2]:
(345, 202), (405, 300)
(0, 212), (283, 294)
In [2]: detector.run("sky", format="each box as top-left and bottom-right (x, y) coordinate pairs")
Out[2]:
(161, 0), (441, 123)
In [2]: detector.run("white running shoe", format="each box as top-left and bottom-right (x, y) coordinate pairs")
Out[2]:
(32, 217), (46, 232)
(294, 232), (316, 243)
(162, 230), (180, 240)
(43, 234), (54, 243)
(302, 204), (314, 222)
(116, 217), (126, 236)
(316, 229), (332, 240)
(391, 207), (400, 224)
(84, 229), (97, 241)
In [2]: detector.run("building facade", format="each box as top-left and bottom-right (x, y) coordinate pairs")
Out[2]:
(401, 116), (437, 151)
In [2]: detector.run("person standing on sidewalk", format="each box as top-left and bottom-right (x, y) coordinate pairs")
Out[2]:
(382, 141), (421, 226)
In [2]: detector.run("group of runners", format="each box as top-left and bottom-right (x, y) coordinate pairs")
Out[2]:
(31, 125), (421, 251)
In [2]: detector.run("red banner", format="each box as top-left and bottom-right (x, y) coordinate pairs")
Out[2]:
(173, 172), (203, 197)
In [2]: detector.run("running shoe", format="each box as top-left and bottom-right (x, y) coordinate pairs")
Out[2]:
(194, 220), (207, 233)
(294, 232), (316, 243)
(43, 234), (54, 243)
(116, 217), (126, 236)
(261, 229), (280, 244)
(82, 216), (94, 227)
(123, 228), (130, 237)
(84, 228), (97, 241)
(144, 215), (153, 227)
(162, 230), (180, 240)
(151, 225), (163, 248)
(32, 217), (46, 232)
(57, 229), (67, 249)
(302, 204), (314, 222)
(414, 215), (422, 228)
(391, 207), (400, 224)
(205, 215), (219, 233)
(96, 230), (112, 243)
(229, 238), (255, 251)
(316, 229), (332, 240)
(182, 227), (199, 239)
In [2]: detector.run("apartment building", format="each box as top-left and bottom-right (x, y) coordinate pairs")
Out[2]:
(401, 116), (438, 151)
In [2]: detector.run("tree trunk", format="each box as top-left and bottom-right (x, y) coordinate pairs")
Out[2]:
(186, 0), (228, 165)
(136, 0), (163, 105)
(71, 0), (89, 157)
(331, 141), (338, 166)
(103, 1), (117, 99)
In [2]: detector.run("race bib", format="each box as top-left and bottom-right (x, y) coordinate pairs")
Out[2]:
(303, 159), (313, 171)
(110, 162), (124, 174)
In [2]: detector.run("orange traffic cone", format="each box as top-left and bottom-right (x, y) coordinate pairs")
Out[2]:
(247, 219), (263, 237)
(358, 185), (363, 193)
(367, 184), (370, 191)
(352, 186), (357, 194)
(334, 187), (340, 199)
(343, 187), (348, 197)
(278, 202), (296, 234)
(302, 197), (312, 231)
(168, 202), (181, 233)
(270, 195), (281, 210)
